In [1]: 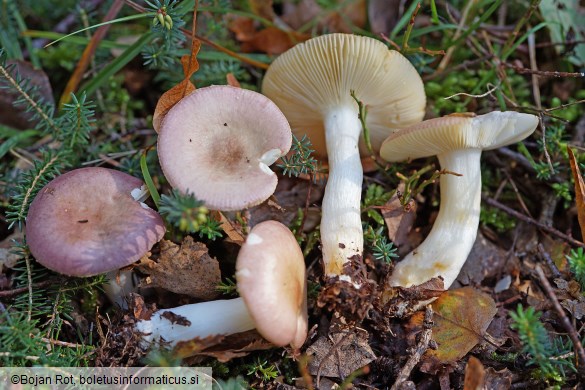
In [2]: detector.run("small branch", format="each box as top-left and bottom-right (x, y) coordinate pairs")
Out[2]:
(535, 265), (585, 376)
(537, 244), (561, 279)
(482, 197), (585, 249)
(391, 305), (434, 390)
(0, 280), (56, 297)
(501, 62), (585, 78)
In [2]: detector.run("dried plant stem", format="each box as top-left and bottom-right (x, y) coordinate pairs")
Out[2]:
(25, 254), (33, 322)
(535, 265), (585, 376)
(483, 197), (585, 249)
(537, 244), (561, 279)
(391, 305), (434, 390)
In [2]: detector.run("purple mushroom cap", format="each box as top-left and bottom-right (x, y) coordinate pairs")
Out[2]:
(25, 167), (166, 277)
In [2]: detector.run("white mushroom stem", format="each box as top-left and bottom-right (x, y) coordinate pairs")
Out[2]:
(321, 105), (364, 277)
(136, 298), (255, 347)
(388, 148), (482, 289)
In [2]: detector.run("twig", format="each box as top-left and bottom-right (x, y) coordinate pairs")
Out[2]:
(443, 83), (499, 100)
(537, 244), (561, 279)
(535, 265), (585, 377)
(482, 197), (585, 249)
(0, 280), (56, 297)
(501, 62), (585, 78)
(390, 305), (434, 390)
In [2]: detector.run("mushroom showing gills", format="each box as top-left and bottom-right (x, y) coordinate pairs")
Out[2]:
(262, 33), (425, 277)
(157, 85), (292, 211)
(136, 220), (308, 350)
(26, 167), (166, 277)
(379, 111), (539, 289)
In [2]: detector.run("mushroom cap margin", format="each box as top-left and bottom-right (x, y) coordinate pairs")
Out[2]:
(235, 220), (308, 349)
(262, 33), (426, 159)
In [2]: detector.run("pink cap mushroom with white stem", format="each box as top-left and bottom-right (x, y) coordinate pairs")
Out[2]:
(25, 167), (166, 277)
(135, 220), (308, 351)
(157, 85), (292, 211)
(379, 111), (539, 289)
(262, 33), (425, 278)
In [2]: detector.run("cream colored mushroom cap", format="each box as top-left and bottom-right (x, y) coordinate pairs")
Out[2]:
(262, 33), (426, 159)
(157, 85), (292, 211)
(379, 111), (539, 162)
(235, 221), (308, 349)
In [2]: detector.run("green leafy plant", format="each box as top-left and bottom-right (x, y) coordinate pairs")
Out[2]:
(158, 189), (222, 240)
(245, 359), (279, 382)
(278, 134), (323, 183)
(509, 304), (572, 385)
(364, 225), (399, 264)
(567, 248), (585, 290)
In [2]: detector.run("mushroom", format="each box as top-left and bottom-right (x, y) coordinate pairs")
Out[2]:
(136, 220), (307, 350)
(379, 111), (539, 289)
(262, 33), (425, 277)
(25, 167), (166, 306)
(157, 85), (292, 211)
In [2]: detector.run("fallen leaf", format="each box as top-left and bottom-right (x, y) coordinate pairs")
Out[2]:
(561, 297), (585, 319)
(567, 146), (585, 242)
(463, 356), (485, 390)
(176, 330), (273, 361)
(0, 60), (54, 129)
(137, 236), (221, 300)
(382, 183), (417, 248)
(368, 0), (400, 36)
(281, 0), (366, 33)
(306, 330), (376, 379)
(457, 231), (514, 286)
(152, 40), (201, 132)
(229, 17), (309, 55)
(413, 287), (497, 365)
(214, 211), (245, 245)
(483, 367), (512, 389)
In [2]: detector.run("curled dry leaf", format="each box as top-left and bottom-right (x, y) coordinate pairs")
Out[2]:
(567, 147), (585, 243)
(463, 356), (485, 390)
(152, 41), (201, 132)
(137, 236), (221, 300)
(410, 287), (497, 368)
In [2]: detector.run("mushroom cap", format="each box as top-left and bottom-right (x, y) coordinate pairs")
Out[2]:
(262, 33), (426, 159)
(157, 85), (292, 211)
(236, 220), (308, 349)
(25, 167), (166, 277)
(379, 111), (539, 162)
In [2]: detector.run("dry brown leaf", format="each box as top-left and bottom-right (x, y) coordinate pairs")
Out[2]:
(281, 0), (366, 33)
(175, 330), (272, 361)
(152, 40), (201, 132)
(137, 236), (221, 300)
(0, 60), (54, 129)
(413, 287), (497, 366)
(463, 356), (486, 390)
(382, 183), (417, 248)
(306, 330), (376, 379)
(214, 211), (245, 245)
(567, 146), (585, 242)
(483, 367), (512, 389)
(229, 17), (309, 55)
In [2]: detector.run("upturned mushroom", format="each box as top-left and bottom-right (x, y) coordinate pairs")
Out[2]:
(379, 111), (539, 289)
(157, 85), (292, 211)
(136, 220), (307, 350)
(262, 33), (425, 277)
(26, 167), (166, 277)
